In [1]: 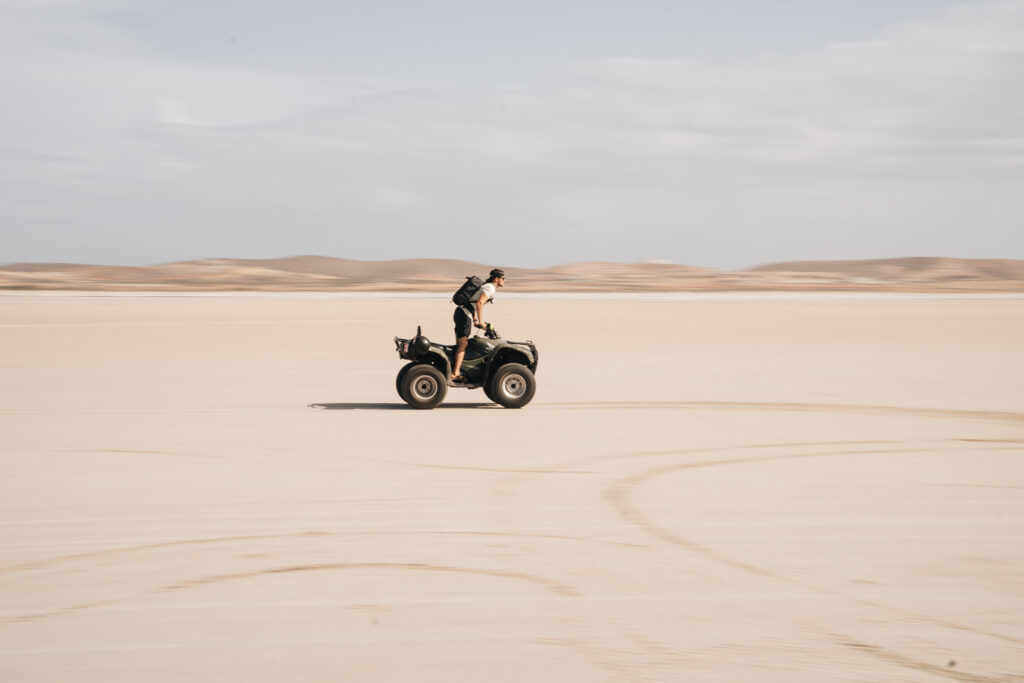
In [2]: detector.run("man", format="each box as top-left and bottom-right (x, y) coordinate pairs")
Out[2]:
(451, 268), (505, 381)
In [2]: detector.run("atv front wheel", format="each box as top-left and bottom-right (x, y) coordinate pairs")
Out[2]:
(488, 363), (536, 408)
(400, 364), (447, 409)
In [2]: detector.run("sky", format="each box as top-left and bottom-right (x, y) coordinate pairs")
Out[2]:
(1, 0), (1022, 269)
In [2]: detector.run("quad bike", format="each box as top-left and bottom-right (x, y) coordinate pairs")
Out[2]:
(393, 324), (538, 409)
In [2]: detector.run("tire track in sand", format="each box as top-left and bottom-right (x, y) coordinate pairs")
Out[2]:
(604, 440), (1024, 653)
(543, 400), (1024, 426)
(0, 530), (640, 576)
(529, 400), (1024, 674)
(162, 562), (578, 596)
(3, 561), (578, 624)
(605, 445), (937, 582)
(835, 636), (1024, 683)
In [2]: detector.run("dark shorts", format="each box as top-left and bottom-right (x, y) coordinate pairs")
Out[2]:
(453, 306), (473, 338)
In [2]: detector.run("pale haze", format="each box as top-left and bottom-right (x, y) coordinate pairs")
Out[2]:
(2, 0), (1022, 269)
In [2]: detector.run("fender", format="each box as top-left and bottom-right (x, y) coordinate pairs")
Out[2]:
(395, 333), (452, 377)
(483, 347), (534, 386)
(419, 348), (451, 378)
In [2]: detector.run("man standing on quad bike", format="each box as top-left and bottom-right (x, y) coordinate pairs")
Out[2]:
(452, 268), (505, 382)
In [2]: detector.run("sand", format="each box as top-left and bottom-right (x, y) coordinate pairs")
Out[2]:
(1, 294), (1022, 681)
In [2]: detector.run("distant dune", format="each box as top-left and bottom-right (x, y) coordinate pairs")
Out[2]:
(1, 256), (1023, 292)
(747, 257), (1024, 281)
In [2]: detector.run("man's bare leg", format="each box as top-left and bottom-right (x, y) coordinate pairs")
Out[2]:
(451, 336), (469, 380)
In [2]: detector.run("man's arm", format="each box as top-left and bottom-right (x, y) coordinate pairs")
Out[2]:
(474, 292), (489, 327)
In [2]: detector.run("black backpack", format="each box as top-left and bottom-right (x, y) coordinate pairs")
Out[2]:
(452, 275), (483, 307)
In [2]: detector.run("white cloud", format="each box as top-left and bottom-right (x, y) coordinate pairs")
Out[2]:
(563, 3), (1024, 164)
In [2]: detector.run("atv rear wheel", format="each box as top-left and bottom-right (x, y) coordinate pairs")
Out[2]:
(488, 363), (535, 409)
(400, 364), (447, 409)
(395, 362), (417, 402)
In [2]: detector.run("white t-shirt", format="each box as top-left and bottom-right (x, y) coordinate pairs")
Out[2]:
(471, 282), (496, 304)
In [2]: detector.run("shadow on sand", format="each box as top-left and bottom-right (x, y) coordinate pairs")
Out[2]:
(309, 402), (498, 410)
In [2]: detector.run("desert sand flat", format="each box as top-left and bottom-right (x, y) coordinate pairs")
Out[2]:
(1, 294), (1022, 682)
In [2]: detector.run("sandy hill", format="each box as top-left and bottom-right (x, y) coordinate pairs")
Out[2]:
(213, 257), (487, 281)
(747, 257), (1024, 281)
(1, 256), (1022, 292)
